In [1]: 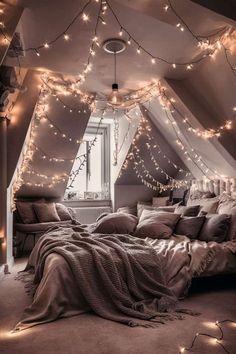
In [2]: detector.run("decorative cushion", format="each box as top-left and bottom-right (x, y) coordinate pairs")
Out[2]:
(174, 216), (205, 239)
(134, 221), (172, 239)
(189, 190), (215, 200)
(96, 212), (110, 222)
(56, 203), (72, 221)
(134, 210), (180, 239)
(16, 199), (45, 224)
(33, 203), (60, 223)
(117, 205), (137, 216)
(187, 197), (219, 214)
(175, 205), (200, 217)
(217, 200), (236, 240)
(198, 214), (231, 243)
(152, 196), (170, 207)
(92, 213), (138, 234)
(137, 201), (152, 218)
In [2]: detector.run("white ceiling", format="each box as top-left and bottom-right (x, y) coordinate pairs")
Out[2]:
(5, 0), (231, 95)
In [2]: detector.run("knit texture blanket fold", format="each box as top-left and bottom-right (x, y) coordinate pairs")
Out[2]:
(15, 227), (204, 331)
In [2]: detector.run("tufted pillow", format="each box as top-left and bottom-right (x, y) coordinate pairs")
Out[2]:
(33, 203), (60, 223)
(56, 203), (72, 221)
(92, 213), (138, 234)
(198, 214), (231, 243)
(174, 216), (205, 239)
(117, 205), (137, 216)
(175, 205), (200, 217)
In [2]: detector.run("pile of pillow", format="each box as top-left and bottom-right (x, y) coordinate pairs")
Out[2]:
(16, 200), (74, 224)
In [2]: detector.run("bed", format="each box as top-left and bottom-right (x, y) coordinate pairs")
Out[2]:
(14, 179), (236, 331)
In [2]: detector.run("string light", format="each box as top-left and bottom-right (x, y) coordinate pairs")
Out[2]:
(179, 319), (236, 354)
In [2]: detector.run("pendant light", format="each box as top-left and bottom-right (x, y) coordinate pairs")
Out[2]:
(103, 39), (126, 106)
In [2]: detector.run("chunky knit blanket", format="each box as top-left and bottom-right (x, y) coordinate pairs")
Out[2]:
(15, 226), (208, 331)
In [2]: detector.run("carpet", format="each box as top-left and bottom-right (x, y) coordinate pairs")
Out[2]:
(0, 258), (236, 354)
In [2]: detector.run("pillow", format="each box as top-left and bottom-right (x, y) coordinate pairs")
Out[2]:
(175, 205), (200, 217)
(96, 212), (110, 222)
(174, 216), (205, 239)
(189, 190), (215, 200)
(137, 201), (152, 218)
(117, 205), (137, 216)
(16, 199), (45, 224)
(152, 196), (170, 207)
(217, 201), (236, 240)
(92, 213), (138, 234)
(33, 203), (60, 223)
(198, 214), (231, 243)
(187, 197), (219, 214)
(56, 203), (72, 221)
(135, 210), (180, 240)
(134, 221), (172, 239)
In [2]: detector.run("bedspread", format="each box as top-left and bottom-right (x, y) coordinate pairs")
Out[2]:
(15, 226), (230, 331)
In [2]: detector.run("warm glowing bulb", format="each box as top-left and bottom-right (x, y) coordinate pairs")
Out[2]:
(82, 13), (89, 22)
(137, 47), (141, 54)
(119, 27), (123, 36)
(64, 34), (70, 41)
(127, 38), (131, 45)
(44, 43), (49, 48)
(172, 63), (176, 68)
(180, 347), (185, 353)
(151, 57), (156, 64)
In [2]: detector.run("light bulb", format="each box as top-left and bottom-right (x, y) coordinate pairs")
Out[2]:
(82, 13), (89, 22)
(108, 83), (123, 106)
(64, 34), (70, 41)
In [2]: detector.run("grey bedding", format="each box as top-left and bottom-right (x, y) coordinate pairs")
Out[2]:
(15, 226), (236, 331)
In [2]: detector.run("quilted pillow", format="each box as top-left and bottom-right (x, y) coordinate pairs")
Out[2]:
(92, 213), (138, 234)
(56, 203), (72, 221)
(174, 216), (205, 239)
(198, 214), (231, 243)
(33, 203), (60, 223)
(175, 205), (200, 217)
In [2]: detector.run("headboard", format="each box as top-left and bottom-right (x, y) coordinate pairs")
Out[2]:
(190, 178), (236, 196)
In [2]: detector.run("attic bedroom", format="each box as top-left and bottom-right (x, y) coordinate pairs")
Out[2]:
(0, 0), (236, 353)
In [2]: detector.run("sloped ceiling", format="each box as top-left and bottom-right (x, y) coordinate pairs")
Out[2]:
(3, 0), (236, 199)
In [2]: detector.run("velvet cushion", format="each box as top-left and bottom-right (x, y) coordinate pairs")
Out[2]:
(174, 216), (205, 239)
(16, 199), (45, 224)
(56, 203), (72, 221)
(152, 196), (170, 207)
(198, 214), (231, 243)
(117, 205), (137, 216)
(175, 205), (200, 217)
(33, 203), (60, 223)
(92, 213), (138, 234)
(217, 199), (236, 240)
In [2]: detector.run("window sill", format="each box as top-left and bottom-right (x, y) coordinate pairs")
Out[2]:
(63, 199), (111, 208)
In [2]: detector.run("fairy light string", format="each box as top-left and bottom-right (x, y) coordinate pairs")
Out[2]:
(180, 319), (236, 354)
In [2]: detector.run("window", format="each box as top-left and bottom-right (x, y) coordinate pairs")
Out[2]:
(64, 124), (110, 201)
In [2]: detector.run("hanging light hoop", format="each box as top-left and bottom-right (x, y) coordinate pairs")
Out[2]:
(102, 38), (127, 54)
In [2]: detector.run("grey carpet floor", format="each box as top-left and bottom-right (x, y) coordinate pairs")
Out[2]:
(0, 259), (236, 354)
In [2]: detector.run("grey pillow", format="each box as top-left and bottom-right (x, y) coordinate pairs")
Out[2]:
(175, 216), (205, 239)
(134, 221), (172, 239)
(198, 214), (231, 243)
(140, 210), (181, 230)
(117, 205), (137, 216)
(56, 203), (72, 221)
(137, 201), (152, 218)
(175, 205), (200, 217)
(217, 201), (236, 240)
(92, 213), (138, 234)
(33, 203), (60, 223)
(16, 199), (45, 224)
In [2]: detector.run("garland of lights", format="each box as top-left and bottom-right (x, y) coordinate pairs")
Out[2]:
(180, 319), (236, 354)
(157, 85), (234, 139)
